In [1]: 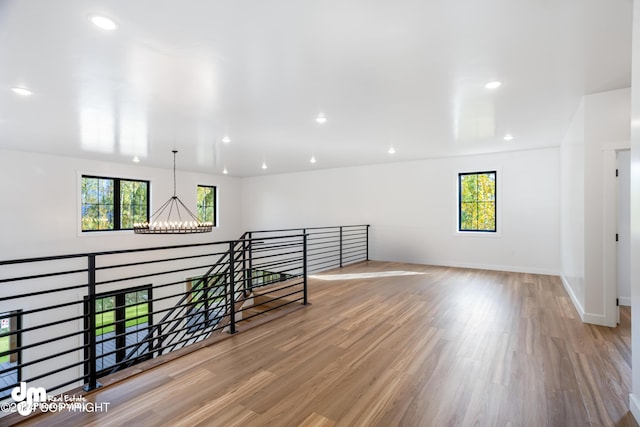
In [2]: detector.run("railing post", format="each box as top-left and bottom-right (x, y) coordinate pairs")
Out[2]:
(228, 242), (236, 334)
(247, 232), (253, 292)
(84, 254), (101, 392)
(303, 233), (308, 305)
(339, 226), (343, 268)
(366, 225), (370, 261)
(242, 237), (248, 297)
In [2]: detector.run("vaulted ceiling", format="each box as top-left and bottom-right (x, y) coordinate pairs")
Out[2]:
(0, 0), (632, 176)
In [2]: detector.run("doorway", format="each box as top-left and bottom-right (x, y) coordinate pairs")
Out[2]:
(85, 285), (152, 376)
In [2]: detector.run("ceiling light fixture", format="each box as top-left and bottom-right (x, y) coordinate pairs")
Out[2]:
(134, 150), (212, 234)
(90, 15), (118, 30)
(315, 113), (327, 124)
(132, 155), (140, 163)
(223, 168), (228, 175)
(262, 162), (268, 170)
(485, 81), (502, 89)
(388, 146), (396, 154)
(503, 134), (514, 141)
(310, 156), (317, 164)
(222, 136), (231, 144)
(11, 87), (32, 96)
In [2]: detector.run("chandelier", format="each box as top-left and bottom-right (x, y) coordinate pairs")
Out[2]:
(134, 150), (213, 234)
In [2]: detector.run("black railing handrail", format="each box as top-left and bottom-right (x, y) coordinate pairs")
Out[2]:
(246, 224), (369, 234)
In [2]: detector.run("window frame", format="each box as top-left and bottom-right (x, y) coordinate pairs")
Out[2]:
(80, 174), (150, 232)
(456, 170), (500, 235)
(0, 310), (22, 399)
(196, 185), (217, 226)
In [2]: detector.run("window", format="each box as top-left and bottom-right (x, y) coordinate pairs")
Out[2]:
(81, 176), (149, 231)
(197, 185), (216, 225)
(0, 310), (21, 399)
(458, 171), (497, 232)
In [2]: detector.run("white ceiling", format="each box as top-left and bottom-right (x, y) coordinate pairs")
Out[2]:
(0, 0), (632, 177)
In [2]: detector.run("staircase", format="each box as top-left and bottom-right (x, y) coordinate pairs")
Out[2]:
(236, 279), (306, 327)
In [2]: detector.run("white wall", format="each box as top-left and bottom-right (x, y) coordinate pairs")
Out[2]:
(242, 147), (561, 275)
(629, 0), (640, 421)
(560, 87), (631, 326)
(560, 99), (586, 312)
(0, 148), (244, 260)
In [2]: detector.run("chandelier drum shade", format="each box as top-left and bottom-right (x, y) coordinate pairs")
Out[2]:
(134, 150), (213, 234)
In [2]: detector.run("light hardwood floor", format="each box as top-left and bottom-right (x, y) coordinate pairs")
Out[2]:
(11, 261), (637, 426)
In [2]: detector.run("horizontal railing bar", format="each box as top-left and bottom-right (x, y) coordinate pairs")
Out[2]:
(96, 250), (228, 272)
(307, 241), (342, 250)
(0, 282), (87, 301)
(249, 249), (304, 261)
(0, 314), (85, 341)
(308, 251), (342, 263)
(0, 298), (84, 321)
(19, 360), (86, 388)
(247, 281), (304, 299)
(94, 263), (228, 287)
(343, 248), (367, 257)
(251, 242), (303, 253)
(0, 268), (88, 285)
(251, 257), (304, 271)
(7, 329), (86, 355)
(0, 343), (88, 376)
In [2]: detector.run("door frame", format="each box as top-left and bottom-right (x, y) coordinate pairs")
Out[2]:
(84, 284), (153, 377)
(603, 142), (630, 326)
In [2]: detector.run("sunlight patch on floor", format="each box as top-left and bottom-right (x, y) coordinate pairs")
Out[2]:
(310, 271), (427, 281)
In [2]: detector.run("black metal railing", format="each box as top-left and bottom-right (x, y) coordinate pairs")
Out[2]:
(0, 224), (368, 402)
(247, 225), (370, 273)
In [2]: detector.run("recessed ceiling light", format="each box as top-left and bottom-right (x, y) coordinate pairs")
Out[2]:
(11, 87), (32, 96)
(315, 113), (327, 124)
(485, 81), (502, 89)
(223, 167), (228, 175)
(132, 155), (140, 163)
(388, 146), (396, 154)
(504, 134), (514, 141)
(261, 162), (267, 170)
(310, 156), (317, 164)
(222, 136), (231, 144)
(90, 15), (118, 30)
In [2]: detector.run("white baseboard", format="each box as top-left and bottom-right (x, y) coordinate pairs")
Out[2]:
(560, 275), (585, 320)
(418, 259), (560, 276)
(630, 393), (640, 424)
(560, 275), (610, 326)
(619, 296), (632, 306)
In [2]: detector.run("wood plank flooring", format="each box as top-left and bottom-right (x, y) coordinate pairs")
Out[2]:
(10, 261), (637, 427)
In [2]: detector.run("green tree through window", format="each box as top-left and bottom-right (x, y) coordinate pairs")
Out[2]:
(82, 176), (149, 231)
(197, 185), (216, 225)
(459, 171), (496, 232)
